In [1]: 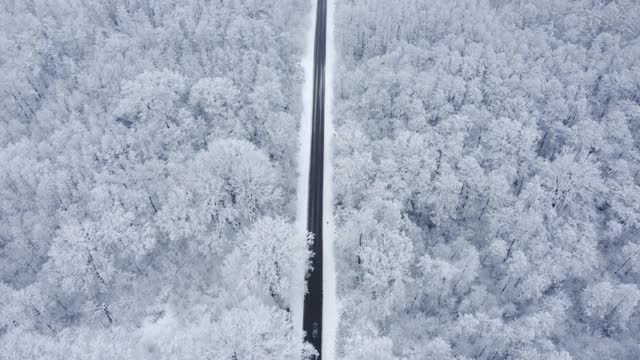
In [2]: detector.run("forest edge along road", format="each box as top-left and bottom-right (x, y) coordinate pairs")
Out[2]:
(303, 0), (327, 358)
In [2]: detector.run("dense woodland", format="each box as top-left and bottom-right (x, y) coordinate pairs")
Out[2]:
(0, 0), (314, 358)
(333, 0), (640, 359)
(3, 0), (640, 358)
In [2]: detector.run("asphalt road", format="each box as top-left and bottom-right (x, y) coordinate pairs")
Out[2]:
(303, 0), (327, 357)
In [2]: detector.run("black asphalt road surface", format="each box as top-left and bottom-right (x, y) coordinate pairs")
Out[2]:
(303, 0), (327, 358)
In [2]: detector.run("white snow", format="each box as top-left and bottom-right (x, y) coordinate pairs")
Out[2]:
(291, 0), (317, 357)
(322, 0), (338, 358)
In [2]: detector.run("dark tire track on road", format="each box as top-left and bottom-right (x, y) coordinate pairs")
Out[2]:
(303, 0), (327, 357)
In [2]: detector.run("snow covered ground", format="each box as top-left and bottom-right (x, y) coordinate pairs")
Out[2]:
(322, 0), (338, 358)
(291, 0), (317, 357)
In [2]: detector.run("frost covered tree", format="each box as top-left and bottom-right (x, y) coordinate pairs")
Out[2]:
(0, 0), (312, 356)
(333, 0), (640, 358)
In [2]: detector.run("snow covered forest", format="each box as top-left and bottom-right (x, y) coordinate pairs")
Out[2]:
(333, 0), (640, 359)
(3, 0), (640, 359)
(0, 0), (314, 358)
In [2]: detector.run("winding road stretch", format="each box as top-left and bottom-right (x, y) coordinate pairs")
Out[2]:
(303, 0), (327, 357)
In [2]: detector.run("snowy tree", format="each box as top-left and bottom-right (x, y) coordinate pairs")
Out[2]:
(0, 0), (311, 356)
(333, 0), (640, 358)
